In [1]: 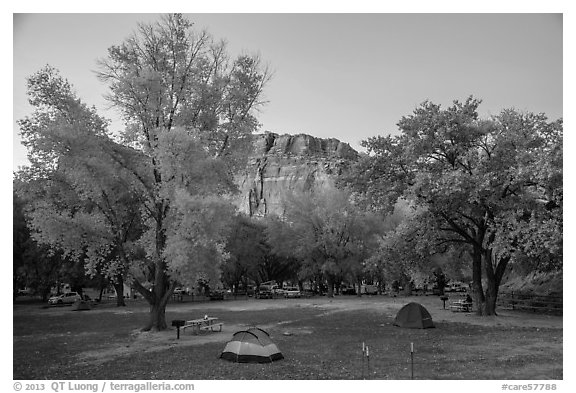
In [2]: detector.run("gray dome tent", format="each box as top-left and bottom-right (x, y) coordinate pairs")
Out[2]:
(393, 302), (435, 329)
(220, 327), (284, 363)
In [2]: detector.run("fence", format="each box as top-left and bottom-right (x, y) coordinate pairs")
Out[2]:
(497, 292), (563, 315)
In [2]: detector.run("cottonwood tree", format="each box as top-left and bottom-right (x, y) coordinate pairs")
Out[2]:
(15, 64), (152, 307)
(266, 186), (385, 297)
(256, 252), (300, 289)
(345, 97), (562, 315)
(223, 215), (301, 292)
(366, 210), (469, 296)
(16, 14), (270, 330)
(338, 210), (384, 295)
(358, 199), (416, 294)
(219, 215), (266, 294)
(13, 191), (64, 301)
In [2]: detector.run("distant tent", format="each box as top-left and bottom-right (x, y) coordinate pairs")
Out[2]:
(220, 327), (284, 363)
(71, 299), (91, 311)
(393, 302), (435, 329)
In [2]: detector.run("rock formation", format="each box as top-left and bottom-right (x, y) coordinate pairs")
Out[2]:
(234, 132), (359, 217)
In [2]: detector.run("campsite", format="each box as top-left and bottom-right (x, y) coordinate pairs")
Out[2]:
(13, 13), (562, 383)
(13, 296), (562, 380)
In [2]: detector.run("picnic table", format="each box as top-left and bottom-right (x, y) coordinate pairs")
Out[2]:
(450, 300), (472, 312)
(181, 317), (223, 335)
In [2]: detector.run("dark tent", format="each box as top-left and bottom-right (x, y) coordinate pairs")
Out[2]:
(393, 302), (435, 329)
(220, 327), (284, 363)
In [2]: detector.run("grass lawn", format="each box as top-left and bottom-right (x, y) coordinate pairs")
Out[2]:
(13, 296), (562, 380)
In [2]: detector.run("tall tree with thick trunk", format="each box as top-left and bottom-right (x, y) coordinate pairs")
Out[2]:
(344, 97), (562, 315)
(16, 14), (270, 331)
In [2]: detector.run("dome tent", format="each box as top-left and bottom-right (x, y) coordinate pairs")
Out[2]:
(220, 327), (284, 363)
(393, 302), (435, 329)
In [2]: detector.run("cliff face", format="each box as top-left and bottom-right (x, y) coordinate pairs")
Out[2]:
(234, 132), (359, 217)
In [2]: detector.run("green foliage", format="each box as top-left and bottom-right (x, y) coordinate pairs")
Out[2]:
(96, 13), (270, 171)
(163, 191), (236, 286)
(13, 191), (60, 299)
(16, 14), (271, 329)
(266, 185), (387, 294)
(13, 190), (93, 299)
(221, 215), (267, 288)
(221, 215), (301, 289)
(18, 65), (110, 176)
(346, 96), (562, 314)
(16, 66), (148, 287)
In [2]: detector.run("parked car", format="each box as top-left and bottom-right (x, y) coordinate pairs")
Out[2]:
(284, 287), (301, 298)
(209, 290), (225, 300)
(260, 283), (279, 293)
(445, 282), (468, 292)
(256, 289), (274, 299)
(361, 284), (379, 295)
(174, 287), (190, 296)
(340, 286), (357, 295)
(48, 292), (82, 305)
(17, 288), (34, 296)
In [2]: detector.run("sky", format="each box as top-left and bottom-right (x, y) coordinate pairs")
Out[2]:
(12, 12), (563, 171)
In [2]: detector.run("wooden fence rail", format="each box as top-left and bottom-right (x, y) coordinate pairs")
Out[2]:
(497, 292), (562, 315)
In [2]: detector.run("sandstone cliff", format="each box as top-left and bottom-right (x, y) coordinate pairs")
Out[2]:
(234, 132), (359, 217)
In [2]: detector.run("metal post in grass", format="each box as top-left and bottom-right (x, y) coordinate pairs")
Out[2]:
(366, 345), (370, 379)
(171, 320), (185, 340)
(440, 295), (448, 309)
(361, 342), (365, 379)
(410, 342), (414, 379)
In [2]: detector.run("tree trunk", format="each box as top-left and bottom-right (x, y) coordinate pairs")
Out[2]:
(471, 246), (485, 315)
(326, 275), (335, 297)
(140, 202), (173, 331)
(147, 269), (174, 331)
(378, 280), (385, 295)
(314, 273), (323, 295)
(98, 285), (105, 302)
(147, 298), (170, 331)
(113, 275), (126, 307)
(480, 251), (510, 316)
(401, 277), (412, 296)
(483, 279), (498, 316)
(133, 276), (175, 331)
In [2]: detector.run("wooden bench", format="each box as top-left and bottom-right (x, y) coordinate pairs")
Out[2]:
(450, 301), (472, 312)
(199, 322), (223, 332)
(181, 317), (220, 334)
(181, 323), (197, 333)
(181, 324), (195, 334)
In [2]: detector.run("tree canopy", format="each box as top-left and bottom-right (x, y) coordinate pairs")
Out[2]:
(15, 14), (271, 330)
(345, 97), (562, 315)
(266, 186), (386, 296)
